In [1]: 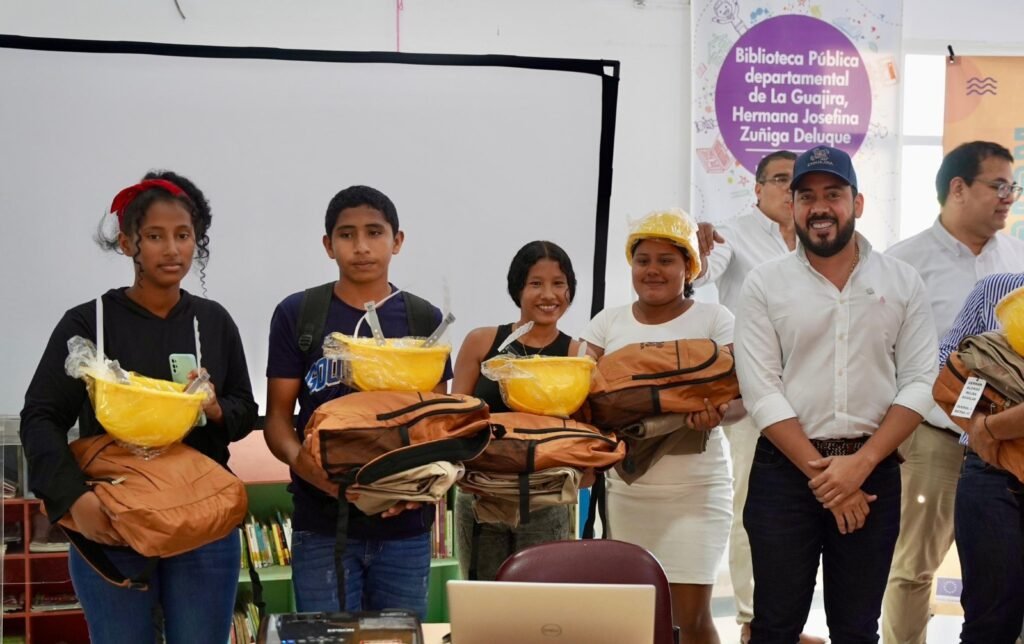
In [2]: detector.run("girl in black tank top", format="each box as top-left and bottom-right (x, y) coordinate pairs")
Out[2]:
(451, 241), (581, 580)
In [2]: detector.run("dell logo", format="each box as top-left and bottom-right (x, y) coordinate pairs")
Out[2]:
(540, 623), (564, 637)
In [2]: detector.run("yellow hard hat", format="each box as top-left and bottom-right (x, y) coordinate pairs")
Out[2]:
(89, 372), (206, 448)
(482, 355), (595, 417)
(625, 208), (702, 277)
(327, 333), (451, 392)
(996, 286), (1024, 355)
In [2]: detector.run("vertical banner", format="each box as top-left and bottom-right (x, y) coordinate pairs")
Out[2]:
(945, 56), (1024, 238)
(691, 1), (903, 247)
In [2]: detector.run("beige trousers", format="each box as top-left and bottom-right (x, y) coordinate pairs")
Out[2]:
(723, 415), (758, 624)
(881, 424), (963, 644)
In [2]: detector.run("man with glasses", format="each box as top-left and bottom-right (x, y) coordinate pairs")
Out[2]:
(882, 140), (1024, 644)
(696, 150), (824, 644)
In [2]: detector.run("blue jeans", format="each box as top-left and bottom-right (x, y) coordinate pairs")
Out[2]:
(68, 531), (240, 644)
(955, 451), (1024, 644)
(290, 530), (431, 618)
(743, 437), (901, 644)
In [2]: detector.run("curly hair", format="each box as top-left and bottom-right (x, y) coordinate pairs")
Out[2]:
(96, 170), (212, 294)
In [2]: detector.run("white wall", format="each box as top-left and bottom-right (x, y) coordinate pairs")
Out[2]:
(904, 0), (1024, 51)
(3, 0), (1021, 363)
(0, 0), (690, 311)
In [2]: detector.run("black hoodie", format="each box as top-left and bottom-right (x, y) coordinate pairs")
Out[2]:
(20, 288), (258, 522)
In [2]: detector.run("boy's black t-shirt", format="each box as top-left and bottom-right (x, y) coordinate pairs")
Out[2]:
(266, 286), (451, 538)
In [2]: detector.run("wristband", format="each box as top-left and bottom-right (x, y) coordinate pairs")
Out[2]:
(983, 416), (998, 441)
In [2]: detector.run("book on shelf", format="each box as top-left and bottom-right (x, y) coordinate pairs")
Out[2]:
(29, 511), (70, 553)
(231, 590), (260, 644)
(241, 512), (292, 569)
(3, 594), (24, 613)
(3, 522), (22, 553)
(31, 592), (80, 612)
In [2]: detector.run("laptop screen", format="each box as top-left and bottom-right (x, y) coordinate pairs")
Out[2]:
(446, 580), (656, 644)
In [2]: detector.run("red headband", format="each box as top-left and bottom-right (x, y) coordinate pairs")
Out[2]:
(109, 179), (190, 228)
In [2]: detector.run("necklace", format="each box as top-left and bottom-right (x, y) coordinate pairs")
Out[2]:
(848, 242), (860, 278)
(510, 323), (560, 357)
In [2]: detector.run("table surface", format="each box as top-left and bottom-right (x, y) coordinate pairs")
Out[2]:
(422, 623), (450, 644)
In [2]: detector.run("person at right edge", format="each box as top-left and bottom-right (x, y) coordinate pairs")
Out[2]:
(881, 141), (1024, 644)
(734, 145), (937, 643)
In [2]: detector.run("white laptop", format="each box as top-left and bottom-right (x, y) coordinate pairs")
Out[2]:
(446, 580), (656, 644)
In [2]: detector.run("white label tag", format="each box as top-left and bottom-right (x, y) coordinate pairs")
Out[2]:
(951, 376), (987, 418)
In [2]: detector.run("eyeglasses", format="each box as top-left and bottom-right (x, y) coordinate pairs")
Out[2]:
(759, 175), (792, 187)
(977, 179), (1024, 201)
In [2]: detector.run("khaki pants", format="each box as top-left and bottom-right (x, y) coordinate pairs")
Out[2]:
(724, 415), (758, 624)
(882, 424), (963, 644)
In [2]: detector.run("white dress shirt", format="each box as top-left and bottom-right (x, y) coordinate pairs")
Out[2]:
(695, 209), (793, 314)
(734, 234), (938, 440)
(886, 217), (1024, 429)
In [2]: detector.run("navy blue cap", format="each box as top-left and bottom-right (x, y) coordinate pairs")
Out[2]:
(790, 146), (858, 192)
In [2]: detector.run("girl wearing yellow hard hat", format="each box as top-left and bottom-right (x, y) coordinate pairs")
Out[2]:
(20, 172), (258, 643)
(451, 240), (585, 581)
(581, 208), (740, 642)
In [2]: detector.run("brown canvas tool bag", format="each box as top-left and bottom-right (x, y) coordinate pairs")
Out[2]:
(305, 391), (492, 484)
(460, 411), (624, 579)
(305, 390), (492, 603)
(933, 332), (1024, 482)
(933, 349), (1015, 433)
(584, 339), (740, 430)
(58, 434), (248, 589)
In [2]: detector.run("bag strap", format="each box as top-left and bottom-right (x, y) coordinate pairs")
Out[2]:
(403, 291), (437, 338)
(62, 527), (158, 591)
(298, 284), (435, 356)
(468, 519), (483, 581)
(296, 281), (335, 357)
(333, 471), (357, 610)
(245, 536), (267, 618)
(582, 472), (608, 539)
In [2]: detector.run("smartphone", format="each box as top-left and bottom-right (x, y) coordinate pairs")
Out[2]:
(169, 353), (206, 426)
(169, 353), (198, 385)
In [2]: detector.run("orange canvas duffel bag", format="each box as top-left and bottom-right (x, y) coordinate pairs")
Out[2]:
(583, 339), (740, 430)
(58, 434), (247, 589)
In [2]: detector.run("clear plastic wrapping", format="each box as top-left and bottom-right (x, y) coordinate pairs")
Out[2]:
(65, 336), (207, 455)
(481, 354), (595, 417)
(322, 332), (451, 392)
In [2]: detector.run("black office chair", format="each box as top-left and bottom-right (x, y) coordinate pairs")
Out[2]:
(495, 539), (677, 644)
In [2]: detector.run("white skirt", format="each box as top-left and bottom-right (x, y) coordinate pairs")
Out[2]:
(605, 428), (733, 584)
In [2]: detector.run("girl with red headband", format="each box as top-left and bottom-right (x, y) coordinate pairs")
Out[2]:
(20, 171), (258, 644)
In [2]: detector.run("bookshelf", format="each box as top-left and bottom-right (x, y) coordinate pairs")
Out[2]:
(2, 498), (89, 644)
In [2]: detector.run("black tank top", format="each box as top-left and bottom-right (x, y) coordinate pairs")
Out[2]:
(471, 323), (573, 413)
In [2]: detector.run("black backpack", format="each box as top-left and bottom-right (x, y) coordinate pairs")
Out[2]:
(295, 282), (437, 357)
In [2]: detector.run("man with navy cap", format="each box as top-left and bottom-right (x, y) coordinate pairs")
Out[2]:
(734, 145), (938, 643)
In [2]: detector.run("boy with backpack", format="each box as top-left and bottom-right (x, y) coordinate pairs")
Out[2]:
(264, 185), (451, 616)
